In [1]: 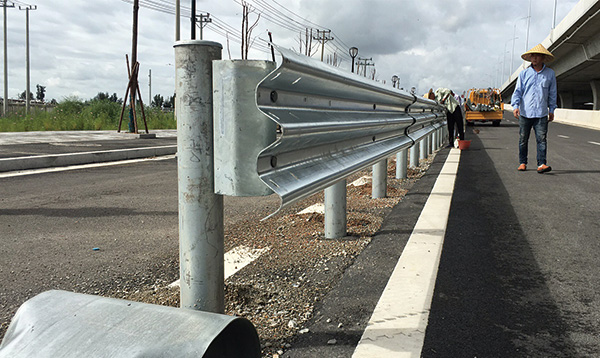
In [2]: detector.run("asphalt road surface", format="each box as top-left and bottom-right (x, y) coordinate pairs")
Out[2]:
(422, 113), (600, 357)
(1, 115), (599, 356)
(0, 157), (280, 340)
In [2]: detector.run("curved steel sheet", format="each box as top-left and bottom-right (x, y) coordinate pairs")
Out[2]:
(0, 290), (261, 358)
(256, 46), (446, 217)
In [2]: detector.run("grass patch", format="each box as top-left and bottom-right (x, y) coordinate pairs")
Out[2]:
(0, 97), (176, 132)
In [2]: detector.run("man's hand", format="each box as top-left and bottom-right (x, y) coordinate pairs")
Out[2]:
(513, 108), (520, 118)
(549, 113), (554, 122)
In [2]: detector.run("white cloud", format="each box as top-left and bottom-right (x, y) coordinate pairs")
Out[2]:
(0, 0), (580, 102)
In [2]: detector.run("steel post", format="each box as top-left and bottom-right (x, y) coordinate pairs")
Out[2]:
(324, 180), (347, 239)
(426, 135), (432, 155)
(372, 159), (387, 198)
(174, 40), (224, 313)
(410, 143), (419, 168)
(419, 139), (427, 160)
(396, 149), (407, 179)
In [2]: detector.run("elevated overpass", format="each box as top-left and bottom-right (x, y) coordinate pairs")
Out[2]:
(501, 0), (600, 110)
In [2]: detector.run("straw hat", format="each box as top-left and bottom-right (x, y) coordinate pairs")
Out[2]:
(521, 44), (554, 63)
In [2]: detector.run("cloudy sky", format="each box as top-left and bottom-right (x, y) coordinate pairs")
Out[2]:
(2, 0), (579, 102)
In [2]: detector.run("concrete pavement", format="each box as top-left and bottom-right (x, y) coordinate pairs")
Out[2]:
(0, 130), (177, 172)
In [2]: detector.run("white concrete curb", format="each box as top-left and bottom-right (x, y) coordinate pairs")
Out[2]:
(0, 145), (177, 172)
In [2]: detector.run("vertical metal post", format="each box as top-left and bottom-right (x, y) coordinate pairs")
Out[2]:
(324, 180), (347, 239)
(372, 159), (387, 198)
(3, 2), (8, 116)
(419, 138), (426, 160)
(396, 149), (407, 179)
(23, 6), (32, 115)
(410, 143), (419, 168)
(175, 0), (180, 41)
(174, 40), (224, 313)
(432, 130), (438, 151)
(425, 135), (430, 156)
(148, 69), (151, 106)
(190, 0), (196, 40)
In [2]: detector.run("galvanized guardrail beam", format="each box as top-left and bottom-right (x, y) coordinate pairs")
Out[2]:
(254, 46), (446, 217)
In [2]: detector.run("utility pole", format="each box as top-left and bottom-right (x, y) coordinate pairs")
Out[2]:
(130, 0), (139, 132)
(190, 0), (196, 39)
(175, 0), (180, 41)
(197, 13), (211, 40)
(2, 0), (14, 116)
(312, 29), (333, 62)
(118, 0), (148, 134)
(148, 69), (151, 106)
(19, 5), (35, 115)
(526, 0), (532, 51)
(357, 57), (373, 77)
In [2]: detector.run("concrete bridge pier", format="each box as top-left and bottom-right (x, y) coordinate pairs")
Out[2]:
(591, 79), (600, 110)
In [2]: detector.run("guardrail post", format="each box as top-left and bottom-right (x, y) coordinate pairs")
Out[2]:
(372, 159), (387, 198)
(324, 180), (347, 238)
(419, 138), (427, 160)
(410, 144), (419, 168)
(396, 149), (407, 179)
(426, 135), (432, 156)
(175, 40), (224, 313)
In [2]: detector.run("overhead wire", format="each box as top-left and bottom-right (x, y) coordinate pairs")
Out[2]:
(120, 0), (356, 63)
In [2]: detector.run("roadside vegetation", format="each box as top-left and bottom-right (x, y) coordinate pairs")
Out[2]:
(0, 93), (176, 132)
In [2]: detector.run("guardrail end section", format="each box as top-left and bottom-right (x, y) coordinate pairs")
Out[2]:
(0, 290), (261, 358)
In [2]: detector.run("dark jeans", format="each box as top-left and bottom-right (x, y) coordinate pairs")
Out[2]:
(447, 108), (464, 143)
(519, 115), (548, 166)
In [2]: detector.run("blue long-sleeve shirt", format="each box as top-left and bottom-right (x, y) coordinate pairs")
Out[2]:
(511, 64), (557, 118)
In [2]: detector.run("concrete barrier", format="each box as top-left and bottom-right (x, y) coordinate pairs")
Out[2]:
(504, 105), (600, 131)
(0, 145), (177, 172)
(554, 108), (600, 130)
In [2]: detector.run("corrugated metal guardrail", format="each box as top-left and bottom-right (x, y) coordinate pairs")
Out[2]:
(0, 290), (260, 358)
(253, 46), (446, 216)
(212, 45), (446, 218)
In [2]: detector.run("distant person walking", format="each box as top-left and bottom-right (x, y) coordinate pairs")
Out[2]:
(511, 44), (557, 173)
(435, 87), (464, 148)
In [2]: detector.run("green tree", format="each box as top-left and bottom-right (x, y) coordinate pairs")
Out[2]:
(36, 84), (46, 102)
(109, 93), (120, 103)
(19, 90), (34, 100)
(152, 94), (164, 108)
(93, 92), (110, 101)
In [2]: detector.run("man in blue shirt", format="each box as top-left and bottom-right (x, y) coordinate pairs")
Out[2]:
(511, 44), (557, 174)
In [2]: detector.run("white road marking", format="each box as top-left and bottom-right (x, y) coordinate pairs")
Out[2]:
(589, 141), (600, 146)
(557, 135), (570, 139)
(0, 155), (175, 179)
(350, 176), (371, 186)
(169, 246), (270, 288)
(353, 148), (461, 358)
(298, 203), (325, 215)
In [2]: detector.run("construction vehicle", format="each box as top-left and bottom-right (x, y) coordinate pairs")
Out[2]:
(464, 88), (503, 126)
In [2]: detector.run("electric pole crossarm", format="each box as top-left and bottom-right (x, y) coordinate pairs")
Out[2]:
(312, 29), (333, 62)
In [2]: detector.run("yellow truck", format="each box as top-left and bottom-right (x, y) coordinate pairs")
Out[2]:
(464, 88), (503, 126)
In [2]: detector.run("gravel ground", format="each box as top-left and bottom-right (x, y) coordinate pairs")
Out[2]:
(0, 153), (435, 357)
(110, 154), (435, 358)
